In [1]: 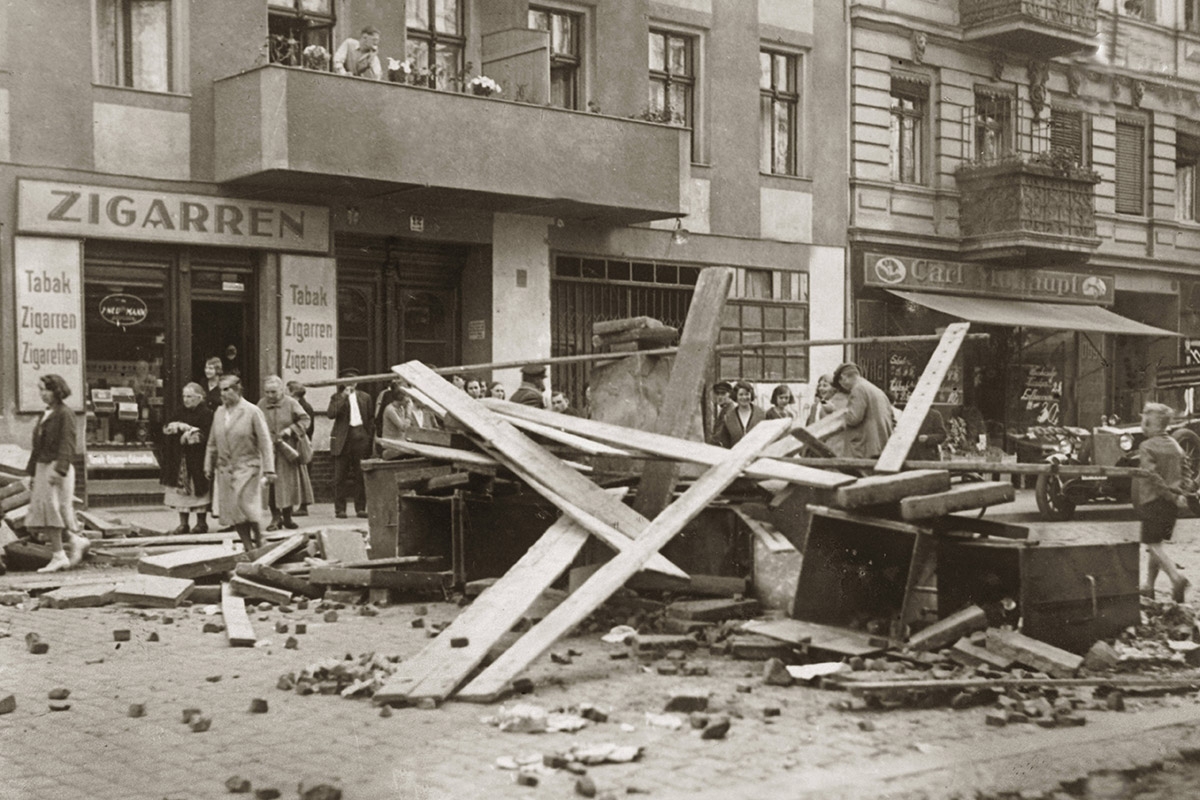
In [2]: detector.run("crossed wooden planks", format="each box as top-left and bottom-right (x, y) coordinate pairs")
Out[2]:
(373, 490), (627, 704)
(454, 417), (794, 702)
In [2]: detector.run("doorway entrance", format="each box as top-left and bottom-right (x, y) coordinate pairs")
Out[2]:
(191, 299), (251, 395)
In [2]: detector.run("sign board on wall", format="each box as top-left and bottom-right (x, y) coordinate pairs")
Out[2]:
(15, 237), (85, 412)
(279, 255), (338, 416)
(863, 253), (1116, 305)
(17, 180), (330, 254)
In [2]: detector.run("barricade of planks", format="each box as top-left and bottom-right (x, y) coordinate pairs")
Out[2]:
(372, 316), (1011, 705)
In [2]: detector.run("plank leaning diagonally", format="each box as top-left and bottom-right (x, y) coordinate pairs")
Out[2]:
(372, 491), (628, 704)
(455, 416), (793, 703)
(394, 361), (686, 578)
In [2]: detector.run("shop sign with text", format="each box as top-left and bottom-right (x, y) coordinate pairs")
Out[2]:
(864, 253), (1115, 305)
(15, 237), (84, 412)
(279, 255), (338, 419)
(18, 180), (330, 253)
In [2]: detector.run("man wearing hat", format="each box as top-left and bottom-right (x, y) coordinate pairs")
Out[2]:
(510, 364), (548, 408)
(706, 381), (735, 445)
(829, 362), (894, 459)
(326, 367), (374, 518)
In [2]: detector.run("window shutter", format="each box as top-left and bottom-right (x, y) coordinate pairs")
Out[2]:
(1050, 109), (1083, 163)
(1115, 120), (1145, 215)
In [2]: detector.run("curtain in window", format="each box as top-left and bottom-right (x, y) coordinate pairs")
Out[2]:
(129, 0), (171, 92)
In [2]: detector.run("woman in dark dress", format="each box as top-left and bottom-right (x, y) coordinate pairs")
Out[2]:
(161, 382), (214, 534)
(203, 356), (224, 410)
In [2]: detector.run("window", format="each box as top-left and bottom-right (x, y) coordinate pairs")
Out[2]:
(719, 269), (809, 382)
(1177, 134), (1200, 222)
(1115, 118), (1147, 216)
(649, 29), (697, 161)
(1049, 107), (1090, 166)
(408, 0), (465, 90)
(890, 76), (928, 184)
(267, 0), (334, 67)
(96, 0), (174, 92)
(529, 6), (582, 109)
(973, 90), (1013, 163)
(760, 50), (800, 176)
(1188, 0), (1200, 32)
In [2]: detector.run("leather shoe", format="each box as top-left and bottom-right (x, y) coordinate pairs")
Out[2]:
(293, 507), (309, 517)
(356, 510), (368, 518)
(168, 524), (190, 536)
(265, 520), (282, 532)
(335, 511), (347, 519)
(1173, 578), (1190, 604)
(282, 519), (299, 530)
(191, 522), (209, 534)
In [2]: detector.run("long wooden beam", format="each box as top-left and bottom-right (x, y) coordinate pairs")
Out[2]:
(304, 333), (991, 388)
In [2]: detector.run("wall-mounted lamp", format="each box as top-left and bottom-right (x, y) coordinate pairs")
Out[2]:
(346, 205), (361, 226)
(671, 218), (690, 246)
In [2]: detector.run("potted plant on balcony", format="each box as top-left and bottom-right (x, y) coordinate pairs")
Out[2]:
(302, 45), (330, 72)
(467, 75), (502, 97)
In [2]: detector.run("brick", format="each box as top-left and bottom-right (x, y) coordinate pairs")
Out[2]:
(190, 716), (212, 732)
(985, 629), (1083, 679)
(127, 703), (146, 718)
(298, 779), (343, 800)
(762, 657), (793, 687)
(701, 715), (731, 739)
(515, 773), (538, 787)
(112, 629), (131, 642)
(225, 776), (251, 793)
(249, 698), (269, 713)
(575, 775), (597, 797)
(47, 688), (70, 700)
(49, 702), (71, 712)
(285, 637), (299, 650)
(0, 694), (15, 714)
(664, 690), (708, 713)
(255, 789), (281, 800)
(181, 708), (202, 723)
(294, 624), (307, 634)
(907, 605), (988, 652)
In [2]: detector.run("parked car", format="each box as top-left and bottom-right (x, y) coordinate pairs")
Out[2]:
(1032, 420), (1200, 521)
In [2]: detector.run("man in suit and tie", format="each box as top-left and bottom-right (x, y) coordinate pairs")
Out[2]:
(327, 367), (374, 518)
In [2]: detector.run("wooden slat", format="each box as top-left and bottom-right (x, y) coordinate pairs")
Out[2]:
(308, 567), (452, 590)
(831, 470), (951, 509)
(634, 267), (734, 519)
(875, 322), (970, 473)
(374, 438), (499, 467)
(112, 575), (195, 608)
(482, 400), (852, 490)
(899, 481), (1015, 520)
(252, 532), (308, 567)
(455, 417), (791, 702)
(220, 582), (257, 647)
(137, 546), (241, 580)
(374, 510), (604, 704)
(234, 562), (323, 598)
(340, 555), (443, 569)
(229, 574), (293, 605)
(495, 416), (633, 456)
(396, 361), (685, 578)
(0, 490), (31, 513)
(759, 409), (848, 460)
(740, 618), (888, 658)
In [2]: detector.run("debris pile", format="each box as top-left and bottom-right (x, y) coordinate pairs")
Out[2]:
(277, 652), (403, 700)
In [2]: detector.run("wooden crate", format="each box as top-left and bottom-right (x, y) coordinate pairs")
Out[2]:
(936, 539), (1139, 654)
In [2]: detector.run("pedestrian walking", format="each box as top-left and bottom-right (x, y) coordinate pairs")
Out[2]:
(160, 382), (213, 535)
(205, 374), (275, 552)
(832, 362), (894, 458)
(286, 380), (315, 516)
(713, 381), (766, 448)
(327, 367), (373, 518)
(258, 375), (313, 531)
(1135, 402), (1191, 602)
(27, 374), (88, 573)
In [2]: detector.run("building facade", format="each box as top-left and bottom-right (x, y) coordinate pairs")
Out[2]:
(848, 0), (1198, 454)
(0, 0), (848, 504)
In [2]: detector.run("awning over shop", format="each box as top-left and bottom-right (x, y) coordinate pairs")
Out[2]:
(888, 290), (1181, 337)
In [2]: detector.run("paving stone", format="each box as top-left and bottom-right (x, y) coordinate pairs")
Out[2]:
(127, 703), (146, 718)
(0, 694), (15, 714)
(297, 779), (343, 800)
(700, 715), (731, 740)
(112, 629), (131, 642)
(49, 702), (71, 712)
(664, 690), (708, 713)
(575, 775), (597, 796)
(254, 789), (281, 800)
(225, 775), (251, 793)
(249, 698), (268, 713)
(294, 624), (307, 634)
(47, 688), (70, 700)
(762, 657), (793, 687)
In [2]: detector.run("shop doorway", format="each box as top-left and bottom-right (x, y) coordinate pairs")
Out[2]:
(191, 299), (252, 397)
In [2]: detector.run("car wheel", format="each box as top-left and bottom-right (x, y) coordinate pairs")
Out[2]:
(1171, 428), (1200, 516)
(1035, 472), (1076, 521)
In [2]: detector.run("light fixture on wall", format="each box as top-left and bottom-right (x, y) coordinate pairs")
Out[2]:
(671, 218), (690, 246)
(345, 205), (361, 226)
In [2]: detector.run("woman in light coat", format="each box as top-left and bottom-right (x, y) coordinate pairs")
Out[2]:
(258, 375), (313, 530)
(205, 374), (275, 551)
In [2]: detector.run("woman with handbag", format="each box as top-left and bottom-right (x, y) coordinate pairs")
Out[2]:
(258, 375), (313, 531)
(160, 382), (214, 535)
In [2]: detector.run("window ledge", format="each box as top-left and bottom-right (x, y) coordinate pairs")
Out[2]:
(760, 172), (811, 188)
(92, 83), (192, 111)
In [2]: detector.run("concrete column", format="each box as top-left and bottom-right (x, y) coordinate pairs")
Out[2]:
(709, 0), (761, 236)
(808, 245), (847, 381)
(492, 213), (553, 394)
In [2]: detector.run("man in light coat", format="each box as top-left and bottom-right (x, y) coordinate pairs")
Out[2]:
(833, 362), (895, 459)
(205, 374), (275, 552)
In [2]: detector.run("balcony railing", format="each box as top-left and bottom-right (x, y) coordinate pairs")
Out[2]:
(954, 105), (1101, 262)
(213, 65), (687, 224)
(961, 0), (1098, 57)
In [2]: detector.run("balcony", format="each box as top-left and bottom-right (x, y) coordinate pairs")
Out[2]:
(957, 159), (1100, 262)
(214, 65), (687, 224)
(960, 0), (1098, 57)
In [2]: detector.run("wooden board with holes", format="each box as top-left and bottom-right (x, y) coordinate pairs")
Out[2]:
(875, 322), (971, 473)
(396, 361), (685, 578)
(455, 418), (790, 702)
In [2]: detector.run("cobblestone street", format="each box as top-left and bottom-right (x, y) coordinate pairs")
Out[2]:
(5, 491), (1200, 800)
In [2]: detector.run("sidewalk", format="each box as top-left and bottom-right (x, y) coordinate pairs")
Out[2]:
(3, 489), (1200, 800)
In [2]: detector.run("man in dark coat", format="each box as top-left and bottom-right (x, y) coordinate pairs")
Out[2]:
(510, 364), (548, 408)
(327, 367), (374, 518)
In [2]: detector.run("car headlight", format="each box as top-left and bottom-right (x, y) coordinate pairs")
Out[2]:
(1056, 439), (1074, 456)
(1119, 434), (1134, 452)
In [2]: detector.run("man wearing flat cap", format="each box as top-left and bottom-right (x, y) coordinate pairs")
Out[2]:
(829, 362), (894, 459)
(706, 381), (735, 445)
(510, 364), (548, 408)
(326, 367), (374, 518)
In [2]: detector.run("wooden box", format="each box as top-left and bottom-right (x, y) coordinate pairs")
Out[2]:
(936, 539), (1139, 654)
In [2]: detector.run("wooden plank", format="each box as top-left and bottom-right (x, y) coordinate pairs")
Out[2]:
(456, 417), (791, 702)
(41, 583), (118, 609)
(758, 409), (849, 461)
(0, 490), (30, 513)
(906, 605), (989, 651)
(666, 598), (760, 621)
(496, 417), (633, 456)
(592, 325), (677, 348)
(307, 566), (453, 591)
(89, 530), (294, 549)
(899, 481), (1015, 520)
(375, 510), (608, 704)
(930, 515), (1029, 540)
(875, 322), (971, 473)
(832, 470), (951, 509)
(482, 400), (852, 490)
(635, 267), (734, 519)
(397, 360), (685, 578)
(592, 316), (663, 336)
(112, 575), (195, 608)
(837, 675), (1200, 693)
(374, 438), (499, 468)
(731, 508), (795, 553)
(229, 575), (293, 605)
(252, 532), (308, 567)
(625, 572), (748, 596)
(340, 555), (444, 569)
(949, 638), (1015, 670)
(985, 628), (1083, 678)
(77, 510), (130, 537)
(318, 529), (369, 563)
(234, 562), (323, 598)
(137, 546), (241, 580)
(741, 618), (888, 658)
(220, 582), (257, 647)
(0, 478), (30, 501)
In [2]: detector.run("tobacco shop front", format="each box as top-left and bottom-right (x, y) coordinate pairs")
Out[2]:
(11, 180), (331, 505)
(852, 252), (1179, 458)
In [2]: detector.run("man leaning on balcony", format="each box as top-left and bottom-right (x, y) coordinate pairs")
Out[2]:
(333, 26), (382, 80)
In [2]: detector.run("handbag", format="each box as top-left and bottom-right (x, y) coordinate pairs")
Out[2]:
(276, 439), (300, 464)
(294, 431), (313, 465)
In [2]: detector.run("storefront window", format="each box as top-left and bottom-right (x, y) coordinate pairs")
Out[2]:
(84, 273), (166, 451)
